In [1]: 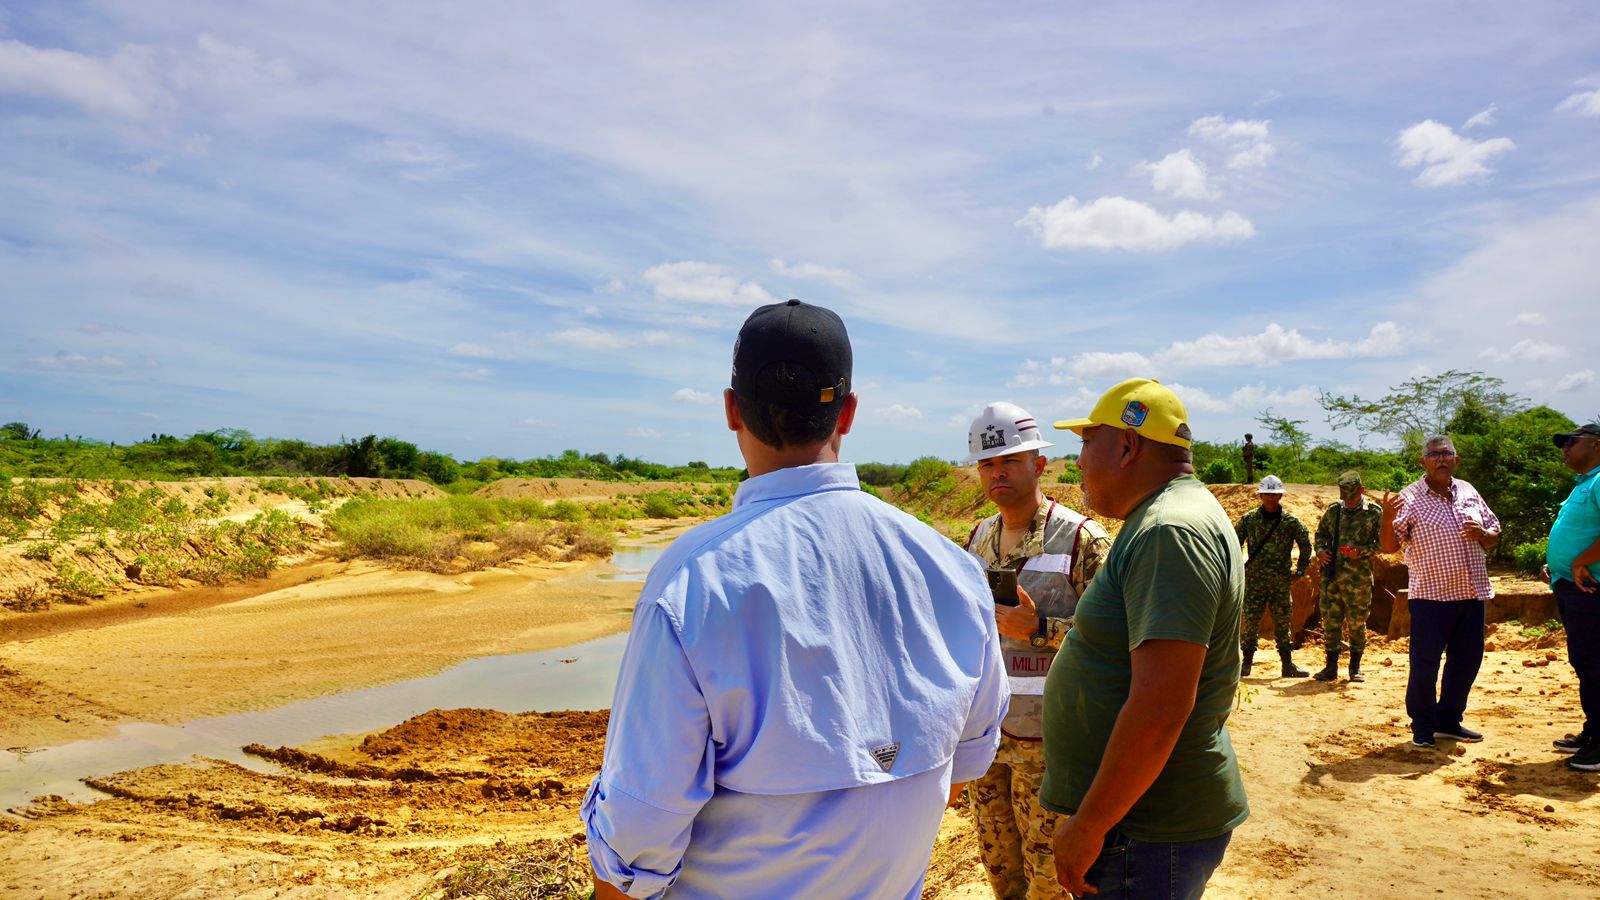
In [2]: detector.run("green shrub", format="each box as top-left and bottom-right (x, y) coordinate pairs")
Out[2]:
(1199, 459), (1236, 485)
(50, 559), (107, 603)
(1514, 538), (1549, 576)
(21, 541), (58, 561)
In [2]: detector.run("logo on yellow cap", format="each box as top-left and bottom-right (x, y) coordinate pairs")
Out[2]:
(1121, 401), (1150, 428)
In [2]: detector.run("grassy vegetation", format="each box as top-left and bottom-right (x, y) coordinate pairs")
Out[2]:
(324, 489), (732, 573)
(0, 425), (743, 485)
(1, 476), (314, 611)
(423, 841), (588, 899)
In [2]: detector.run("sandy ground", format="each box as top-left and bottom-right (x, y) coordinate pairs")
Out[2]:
(2, 482), (1598, 898)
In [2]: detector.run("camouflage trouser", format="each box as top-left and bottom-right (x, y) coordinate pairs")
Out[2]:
(968, 735), (1065, 900)
(1320, 572), (1372, 655)
(1242, 575), (1294, 652)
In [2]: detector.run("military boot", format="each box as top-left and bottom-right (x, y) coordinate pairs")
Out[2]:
(1280, 648), (1309, 678)
(1241, 649), (1255, 677)
(1348, 650), (1364, 682)
(1313, 650), (1340, 681)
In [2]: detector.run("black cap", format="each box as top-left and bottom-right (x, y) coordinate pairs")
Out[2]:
(731, 299), (852, 405)
(1554, 423), (1600, 448)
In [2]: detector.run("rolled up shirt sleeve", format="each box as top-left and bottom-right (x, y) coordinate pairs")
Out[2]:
(950, 617), (1009, 784)
(582, 600), (715, 898)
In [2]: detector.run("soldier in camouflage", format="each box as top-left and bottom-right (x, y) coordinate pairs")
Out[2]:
(1313, 470), (1383, 682)
(1234, 475), (1311, 678)
(961, 402), (1112, 900)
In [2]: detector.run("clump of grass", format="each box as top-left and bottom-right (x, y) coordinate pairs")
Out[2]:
(21, 541), (58, 561)
(3, 583), (50, 612)
(326, 496), (618, 572)
(49, 559), (109, 604)
(424, 840), (589, 900)
(1520, 619), (1564, 639)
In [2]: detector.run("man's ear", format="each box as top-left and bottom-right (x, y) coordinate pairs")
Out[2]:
(724, 388), (742, 433)
(1031, 453), (1047, 479)
(1118, 428), (1141, 469)
(834, 392), (858, 437)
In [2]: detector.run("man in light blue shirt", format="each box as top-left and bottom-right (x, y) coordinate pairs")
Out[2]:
(1547, 422), (1600, 770)
(581, 299), (1008, 899)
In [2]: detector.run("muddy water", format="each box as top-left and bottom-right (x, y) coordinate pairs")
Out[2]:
(0, 545), (663, 812)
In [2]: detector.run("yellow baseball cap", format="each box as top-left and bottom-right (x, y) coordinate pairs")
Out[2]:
(1053, 378), (1193, 448)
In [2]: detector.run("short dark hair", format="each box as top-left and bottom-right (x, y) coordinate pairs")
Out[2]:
(736, 362), (845, 450)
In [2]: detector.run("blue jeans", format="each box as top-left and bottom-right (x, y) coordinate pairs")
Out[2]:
(1555, 579), (1600, 739)
(1077, 826), (1232, 899)
(1405, 598), (1485, 739)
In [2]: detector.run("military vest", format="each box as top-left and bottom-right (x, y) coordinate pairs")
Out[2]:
(966, 501), (1089, 741)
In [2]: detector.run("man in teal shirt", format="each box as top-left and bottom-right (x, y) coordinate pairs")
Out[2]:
(1043, 378), (1247, 899)
(1548, 423), (1600, 771)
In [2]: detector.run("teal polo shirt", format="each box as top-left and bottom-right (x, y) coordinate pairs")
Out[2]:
(1548, 465), (1600, 586)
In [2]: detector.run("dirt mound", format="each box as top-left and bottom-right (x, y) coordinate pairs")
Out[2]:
(2, 708), (610, 897)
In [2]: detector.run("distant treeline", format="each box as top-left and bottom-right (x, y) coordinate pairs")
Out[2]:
(0, 425), (742, 486)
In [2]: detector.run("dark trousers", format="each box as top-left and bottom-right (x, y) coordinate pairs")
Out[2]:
(1406, 598), (1485, 738)
(1555, 579), (1600, 739)
(1079, 826), (1232, 900)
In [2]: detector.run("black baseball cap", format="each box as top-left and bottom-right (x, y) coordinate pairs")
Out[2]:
(1554, 423), (1600, 448)
(731, 299), (851, 405)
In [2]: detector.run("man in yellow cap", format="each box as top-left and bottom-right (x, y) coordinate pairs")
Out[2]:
(1040, 378), (1247, 899)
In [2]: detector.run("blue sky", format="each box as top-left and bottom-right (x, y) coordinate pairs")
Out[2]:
(2, 1), (1597, 467)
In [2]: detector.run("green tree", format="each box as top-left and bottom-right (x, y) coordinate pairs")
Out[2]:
(1318, 370), (1524, 447)
(1454, 405), (1576, 556)
(1259, 409), (1311, 467)
(1, 422), (33, 441)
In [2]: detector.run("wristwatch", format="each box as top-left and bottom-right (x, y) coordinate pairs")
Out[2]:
(1030, 616), (1050, 649)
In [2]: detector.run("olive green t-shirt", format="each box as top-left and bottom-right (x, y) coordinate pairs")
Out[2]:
(1039, 475), (1249, 842)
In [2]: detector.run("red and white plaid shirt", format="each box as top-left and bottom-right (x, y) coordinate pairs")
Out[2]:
(1392, 476), (1500, 601)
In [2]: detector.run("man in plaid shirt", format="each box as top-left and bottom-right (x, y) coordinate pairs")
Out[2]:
(1380, 435), (1501, 748)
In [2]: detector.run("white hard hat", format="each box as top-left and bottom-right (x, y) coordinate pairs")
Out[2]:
(964, 401), (1054, 464)
(1257, 475), (1286, 494)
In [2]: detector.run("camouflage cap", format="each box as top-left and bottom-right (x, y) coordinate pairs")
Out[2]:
(1337, 470), (1363, 488)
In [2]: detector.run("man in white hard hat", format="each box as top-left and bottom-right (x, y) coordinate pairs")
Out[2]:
(960, 401), (1111, 900)
(1234, 475), (1312, 679)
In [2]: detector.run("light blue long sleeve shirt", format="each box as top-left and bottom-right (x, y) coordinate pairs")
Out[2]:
(581, 463), (1008, 899)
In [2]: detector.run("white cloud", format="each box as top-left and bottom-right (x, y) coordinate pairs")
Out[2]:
(457, 366), (491, 380)
(1165, 383), (1231, 413)
(1086, 154), (1103, 170)
(1463, 103), (1498, 130)
(641, 331), (674, 346)
(448, 342), (501, 359)
(625, 427), (663, 438)
(1395, 120), (1515, 187)
(1187, 115), (1275, 169)
(0, 38), (162, 118)
(769, 259), (858, 290)
(1556, 89), (1600, 117)
(550, 327), (629, 351)
(1017, 196), (1254, 252)
(1137, 149), (1217, 200)
(1157, 322), (1402, 368)
(1478, 339), (1568, 363)
(30, 351), (138, 371)
(1069, 351), (1156, 380)
(672, 388), (716, 405)
(643, 261), (775, 306)
(1508, 312), (1548, 327)
(876, 404), (924, 424)
(1553, 369), (1595, 392)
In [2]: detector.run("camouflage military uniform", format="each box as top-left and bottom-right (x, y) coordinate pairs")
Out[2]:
(1235, 506), (1311, 652)
(1315, 499), (1382, 655)
(965, 500), (1110, 900)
